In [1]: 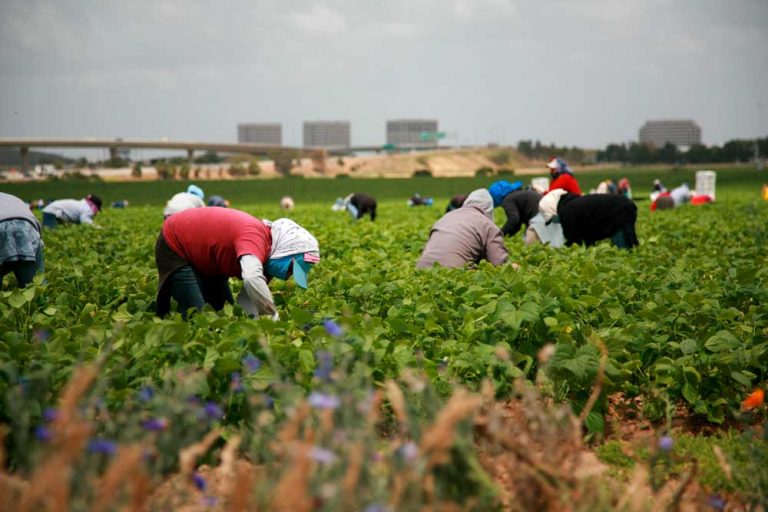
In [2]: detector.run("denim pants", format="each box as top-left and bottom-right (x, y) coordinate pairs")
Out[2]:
(0, 245), (45, 288)
(157, 265), (233, 319)
(42, 213), (59, 229)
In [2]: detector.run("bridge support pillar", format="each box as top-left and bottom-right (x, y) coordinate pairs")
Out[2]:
(109, 147), (117, 162)
(20, 147), (29, 173)
(187, 148), (194, 165)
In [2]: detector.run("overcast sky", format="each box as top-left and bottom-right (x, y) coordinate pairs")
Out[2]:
(1, 0), (766, 151)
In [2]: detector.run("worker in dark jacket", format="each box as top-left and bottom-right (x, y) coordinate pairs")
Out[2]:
(535, 191), (639, 249)
(344, 193), (377, 221)
(488, 180), (541, 237)
(445, 194), (468, 213)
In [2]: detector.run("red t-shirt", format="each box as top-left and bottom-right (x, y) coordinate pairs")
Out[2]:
(162, 208), (272, 277)
(547, 173), (582, 196)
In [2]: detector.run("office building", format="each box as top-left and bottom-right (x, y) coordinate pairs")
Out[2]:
(386, 119), (439, 148)
(303, 121), (351, 150)
(639, 120), (701, 148)
(237, 123), (282, 145)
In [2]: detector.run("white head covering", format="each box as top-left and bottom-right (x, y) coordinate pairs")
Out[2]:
(462, 189), (494, 219)
(538, 189), (568, 222)
(266, 218), (320, 260)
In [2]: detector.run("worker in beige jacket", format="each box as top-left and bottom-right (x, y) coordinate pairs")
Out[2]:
(416, 189), (510, 269)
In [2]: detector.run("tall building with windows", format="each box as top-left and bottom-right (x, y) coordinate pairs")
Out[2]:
(386, 119), (439, 148)
(303, 121), (351, 150)
(639, 120), (701, 148)
(237, 123), (282, 145)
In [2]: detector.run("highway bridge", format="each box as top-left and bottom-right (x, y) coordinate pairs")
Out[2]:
(0, 138), (387, 171)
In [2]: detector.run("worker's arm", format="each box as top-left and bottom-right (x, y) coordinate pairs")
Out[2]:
(485, 228), (509, 266)
(501, 202), (521, 237)
(239, 254), (278, 319)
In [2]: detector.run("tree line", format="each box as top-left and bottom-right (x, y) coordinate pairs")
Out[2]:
(517, 137), (768, 165)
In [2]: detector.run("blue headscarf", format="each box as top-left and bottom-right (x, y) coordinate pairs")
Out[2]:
(547, 158), (573, 178)
(488, 180), (523, 208)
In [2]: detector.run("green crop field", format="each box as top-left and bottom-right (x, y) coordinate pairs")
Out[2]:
(1, 171), (767, 509)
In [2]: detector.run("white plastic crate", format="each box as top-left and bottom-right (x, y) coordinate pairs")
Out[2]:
(695, 170), (716, 200)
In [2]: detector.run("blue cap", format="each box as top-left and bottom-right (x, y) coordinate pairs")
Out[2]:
(488, 180), (523, 207)
(186, 185), (204, 199)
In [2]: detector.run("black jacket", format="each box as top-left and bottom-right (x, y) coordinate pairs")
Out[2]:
(557, 193), (639, 248)
(501, 190), (541, 236)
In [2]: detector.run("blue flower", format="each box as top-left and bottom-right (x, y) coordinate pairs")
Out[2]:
(397, 441), (419, 462)
(192, 472), (207, 491)
(142, 417), (169, 431)
(708, 495), (725, 511)
(658, 435), (673, 452)
(33, 329), (51, 343)
(323, 319), (343, 337)
(310, 446), (338, 464)
(138, 386), (154, 402)
(314, 351), (334, 381)
(201, 495), (218, 507)
(88, 439), (117, 455)
(242, 354), (261, 373)
(42, 407), (58, 423)
(364, 504), (390, 512)
(230, 372), (244, 392)
(35, 425), (52, 442)
(308, 392), (340, 410)
(204, 402), (223, 420)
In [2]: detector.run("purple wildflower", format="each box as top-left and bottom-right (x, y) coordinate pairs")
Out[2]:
(658, 435), (673, 452)
(230, 372), (244, 392)
(323, 319), (343, 337)
(708, 495), (725, 511)
(263, 394), (275, 409)
(365, 504), (390, 512)
(310, 446), (338, 464)
(242, 354), (261, 373)
(397, 441), (419, 462)
(142, 417), (169, 431)
(138, 386), (154, 402)
(204, 402), (223, 420)
(88, 439), (117, 455)
(192, 472), (207, 491)
(201, 495), (218, 507)
(42, 407), (58, 423)
(33, 329), (51, 343)
(35, 425), (52, 442)
(314, 351), (334, 381)
(308, 392), (340, 410)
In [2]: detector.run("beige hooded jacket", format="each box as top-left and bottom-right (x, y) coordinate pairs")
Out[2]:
(416, 189), (508, 269)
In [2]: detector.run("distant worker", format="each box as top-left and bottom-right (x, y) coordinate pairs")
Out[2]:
(344, 193), (377, 221)
(0, 192), (44, 288)
(445, 193), (469, 213)
(111, 199), (130, 209)
(42, 194), (102, 228)
(618, 177), (632, 199)
(531, 191), (639, 249)
(651, 183), (691, 211)
(408, 193), (433, 207)
(164, 185), (205, 218)
(417, 189), (511, 269)
(488, 180), (541, 237)
(155, 208), (320, 319)
(208, 195), (230, 208)
(546, 158), (581, 196)
(280, 196), (295, 211)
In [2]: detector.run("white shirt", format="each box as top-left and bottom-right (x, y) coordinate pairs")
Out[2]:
(43, 199), (95, 224)
(163, 192), (205, 217)
(237, 254), (279, 320)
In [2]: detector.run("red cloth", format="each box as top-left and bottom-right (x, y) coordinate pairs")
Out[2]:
(547, 173), (582, 196)
(162, 208), (272, 277)
(690, 195), (713, 205)
(650, 192), (672, 211)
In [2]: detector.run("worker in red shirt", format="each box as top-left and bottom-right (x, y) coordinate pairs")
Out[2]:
(545, 157), (581, 196)
(155, 208), (319, 319)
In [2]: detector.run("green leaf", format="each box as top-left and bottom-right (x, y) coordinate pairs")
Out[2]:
(730, 371), (752, 388)
(704, 330), (740, 352)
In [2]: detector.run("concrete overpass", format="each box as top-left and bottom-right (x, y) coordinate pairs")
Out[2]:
(0, 138), (440, 171)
